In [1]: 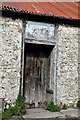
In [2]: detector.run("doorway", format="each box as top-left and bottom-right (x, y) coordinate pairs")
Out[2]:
(24, 43), (53, 108)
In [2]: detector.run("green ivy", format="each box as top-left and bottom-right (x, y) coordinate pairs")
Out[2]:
(2, 106), (15, 119)
(62, 104), (68, 110)
(77, 101), (80, 108)
(2, 92), (26, 119)
(15, 92), (26, 115)
(47, 101), (59, 112)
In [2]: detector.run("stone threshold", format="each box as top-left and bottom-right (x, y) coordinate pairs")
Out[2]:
(1, 108), (80, 120)
(3, 117), (80, 120)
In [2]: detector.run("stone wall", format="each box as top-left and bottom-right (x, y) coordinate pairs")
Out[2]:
(0, 16), (79, 108)
(57, 25), (78, 107)
(0, 16), (23, 107)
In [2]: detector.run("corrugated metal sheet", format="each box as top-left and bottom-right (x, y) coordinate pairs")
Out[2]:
(2, 2), (79, 19)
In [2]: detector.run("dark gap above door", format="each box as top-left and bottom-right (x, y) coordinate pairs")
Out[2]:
(25, 43), (54, 58)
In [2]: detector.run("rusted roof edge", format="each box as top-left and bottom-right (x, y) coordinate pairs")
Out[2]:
(1, 9), (80, 27)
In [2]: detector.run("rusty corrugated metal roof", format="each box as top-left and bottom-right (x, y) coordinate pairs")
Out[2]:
(1, 2), (80, 20)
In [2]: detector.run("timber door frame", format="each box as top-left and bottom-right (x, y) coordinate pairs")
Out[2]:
(21, 21), (58, 105)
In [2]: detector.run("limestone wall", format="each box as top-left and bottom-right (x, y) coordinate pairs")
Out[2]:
(0, 16), (79, 108)
(0, 17), (23, 106)
(57, 25), (78, 107)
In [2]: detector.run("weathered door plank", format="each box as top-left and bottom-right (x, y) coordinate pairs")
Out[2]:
(24, 44), (53, 108)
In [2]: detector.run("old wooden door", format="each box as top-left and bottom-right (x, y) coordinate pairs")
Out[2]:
(24, 44), (53, 108)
